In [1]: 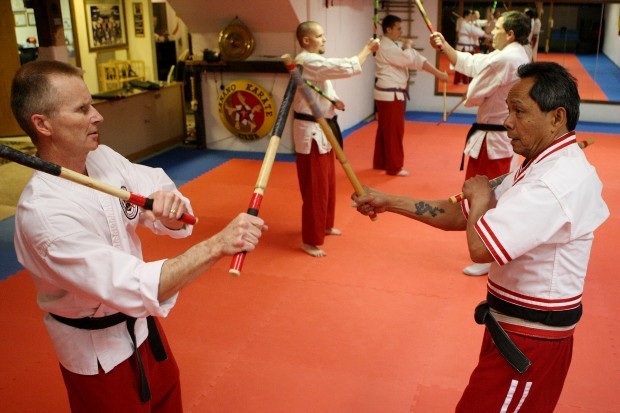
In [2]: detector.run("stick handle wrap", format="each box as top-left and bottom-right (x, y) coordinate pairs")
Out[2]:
(229, 73), (297, 276)
(283, 55), (377, 221)
(0, 144), (61, 175)
(0, 144), (197, 225)
(448, 139), (595, 203)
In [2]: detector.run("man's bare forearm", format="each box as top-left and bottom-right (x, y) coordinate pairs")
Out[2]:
(384, 195), (467, 231)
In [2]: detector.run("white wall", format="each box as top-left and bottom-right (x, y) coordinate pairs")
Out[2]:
(602, 3), (620, 69)
(194, 0), (380, 152)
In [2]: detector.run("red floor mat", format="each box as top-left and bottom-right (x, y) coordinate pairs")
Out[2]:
(1, 122), (618, 412)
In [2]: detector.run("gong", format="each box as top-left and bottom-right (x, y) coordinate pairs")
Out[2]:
(218, 17), (255, 61)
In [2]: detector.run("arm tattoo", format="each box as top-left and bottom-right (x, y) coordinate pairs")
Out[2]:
(414, 201), (445, 217)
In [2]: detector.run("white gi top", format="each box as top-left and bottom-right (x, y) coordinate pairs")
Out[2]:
(457, 20), (486, 51)
(454, 42), (530, 160)
(374, 36), (427, 102)
(529, 18), (542, 41)
(14, 145), (193, 375)
(462, 132), (609, 338)
(293, 50), (362, 154)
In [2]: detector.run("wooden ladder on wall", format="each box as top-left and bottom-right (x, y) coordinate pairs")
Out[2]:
(378, 0), (419, 41)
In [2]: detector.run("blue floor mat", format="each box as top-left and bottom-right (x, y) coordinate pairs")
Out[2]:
(577, 54), (620, 102)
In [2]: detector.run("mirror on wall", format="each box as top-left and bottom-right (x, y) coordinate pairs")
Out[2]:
(436, 1), (620, 104)
(11, 0), (80, 67)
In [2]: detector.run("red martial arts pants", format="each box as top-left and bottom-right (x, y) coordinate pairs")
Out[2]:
(465, 138), (512, 180)
(296, 140), (336, 246)
(456, 330), (573, 413)
(373, 99), (406, 175)
(60, 319), (182, 413)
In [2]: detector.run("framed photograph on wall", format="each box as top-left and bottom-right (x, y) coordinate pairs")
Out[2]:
(14, 12), (27, 27)
(133, 2), (145, 37)
(84, 0), (127, 51)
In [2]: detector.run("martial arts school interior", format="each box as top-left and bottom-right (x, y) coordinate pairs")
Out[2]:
(1, 0), (619, 411)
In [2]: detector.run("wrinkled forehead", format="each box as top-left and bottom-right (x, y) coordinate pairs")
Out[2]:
(507, 77), (535, 103)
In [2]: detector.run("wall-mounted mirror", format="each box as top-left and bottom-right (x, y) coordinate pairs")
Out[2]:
(436, 1), (620, 105)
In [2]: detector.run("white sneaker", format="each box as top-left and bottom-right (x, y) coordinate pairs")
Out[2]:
(463, 263), (491, 276)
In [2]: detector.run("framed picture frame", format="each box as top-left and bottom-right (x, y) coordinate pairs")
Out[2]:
(14, 12), (27, 27)
(133, 2), (145, 37)
(84, 0), (127, 51)
(26, 10), (36, 26)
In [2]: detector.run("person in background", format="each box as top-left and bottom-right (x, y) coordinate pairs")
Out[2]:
(453, 9), (487, 85)
(430, 10), (531, 276)
(10, 60), (267, 412)
(373, 14), (448, 177)
(525, 8), (542, 61)
(292, 21), (379, 258)
(352, 61), (609, 413)
(481, 8), (500, 53)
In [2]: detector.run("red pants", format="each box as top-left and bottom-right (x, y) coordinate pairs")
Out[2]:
(296, 140), (336, 246)
(373, 99), (406, 175)
(456, 330), (573, 413)
(465, 138), (512, 180)
(60, 319), (182, 412)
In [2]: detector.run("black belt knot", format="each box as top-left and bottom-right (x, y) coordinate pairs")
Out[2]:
(49, 313), (167, 403)
(474, 301), (531, 374)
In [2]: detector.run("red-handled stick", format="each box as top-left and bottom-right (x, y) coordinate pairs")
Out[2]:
(282, 54), (378, 222)
(0, 144), (197, 225)
(448, 139), (595, 203)
(228, 74), (297, 276)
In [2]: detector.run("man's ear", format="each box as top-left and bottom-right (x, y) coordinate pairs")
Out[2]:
(551, 107), (567, 129)
(507, 30), (516, 42)
(31, 114), (51, 137)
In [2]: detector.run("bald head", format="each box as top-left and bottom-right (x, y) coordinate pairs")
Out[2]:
(296, 21), (326, 54)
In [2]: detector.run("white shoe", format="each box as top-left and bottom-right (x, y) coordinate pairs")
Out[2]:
(463, 263), (491, 276)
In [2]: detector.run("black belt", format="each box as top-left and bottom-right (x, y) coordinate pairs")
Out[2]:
(375, 86), (410, 101)
(474, 301), (531, 374)
(460, 123), (507, 170)
(293, 112), (344, 149)
(294, 112), (336, 123)
(487, 292), (582, 327)
(50, 313), (167, 403)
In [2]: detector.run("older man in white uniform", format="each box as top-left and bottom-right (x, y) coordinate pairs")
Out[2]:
(351, 61), (609, 413)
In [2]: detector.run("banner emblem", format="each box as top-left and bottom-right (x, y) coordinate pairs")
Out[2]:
(218, 80), (276, 140)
